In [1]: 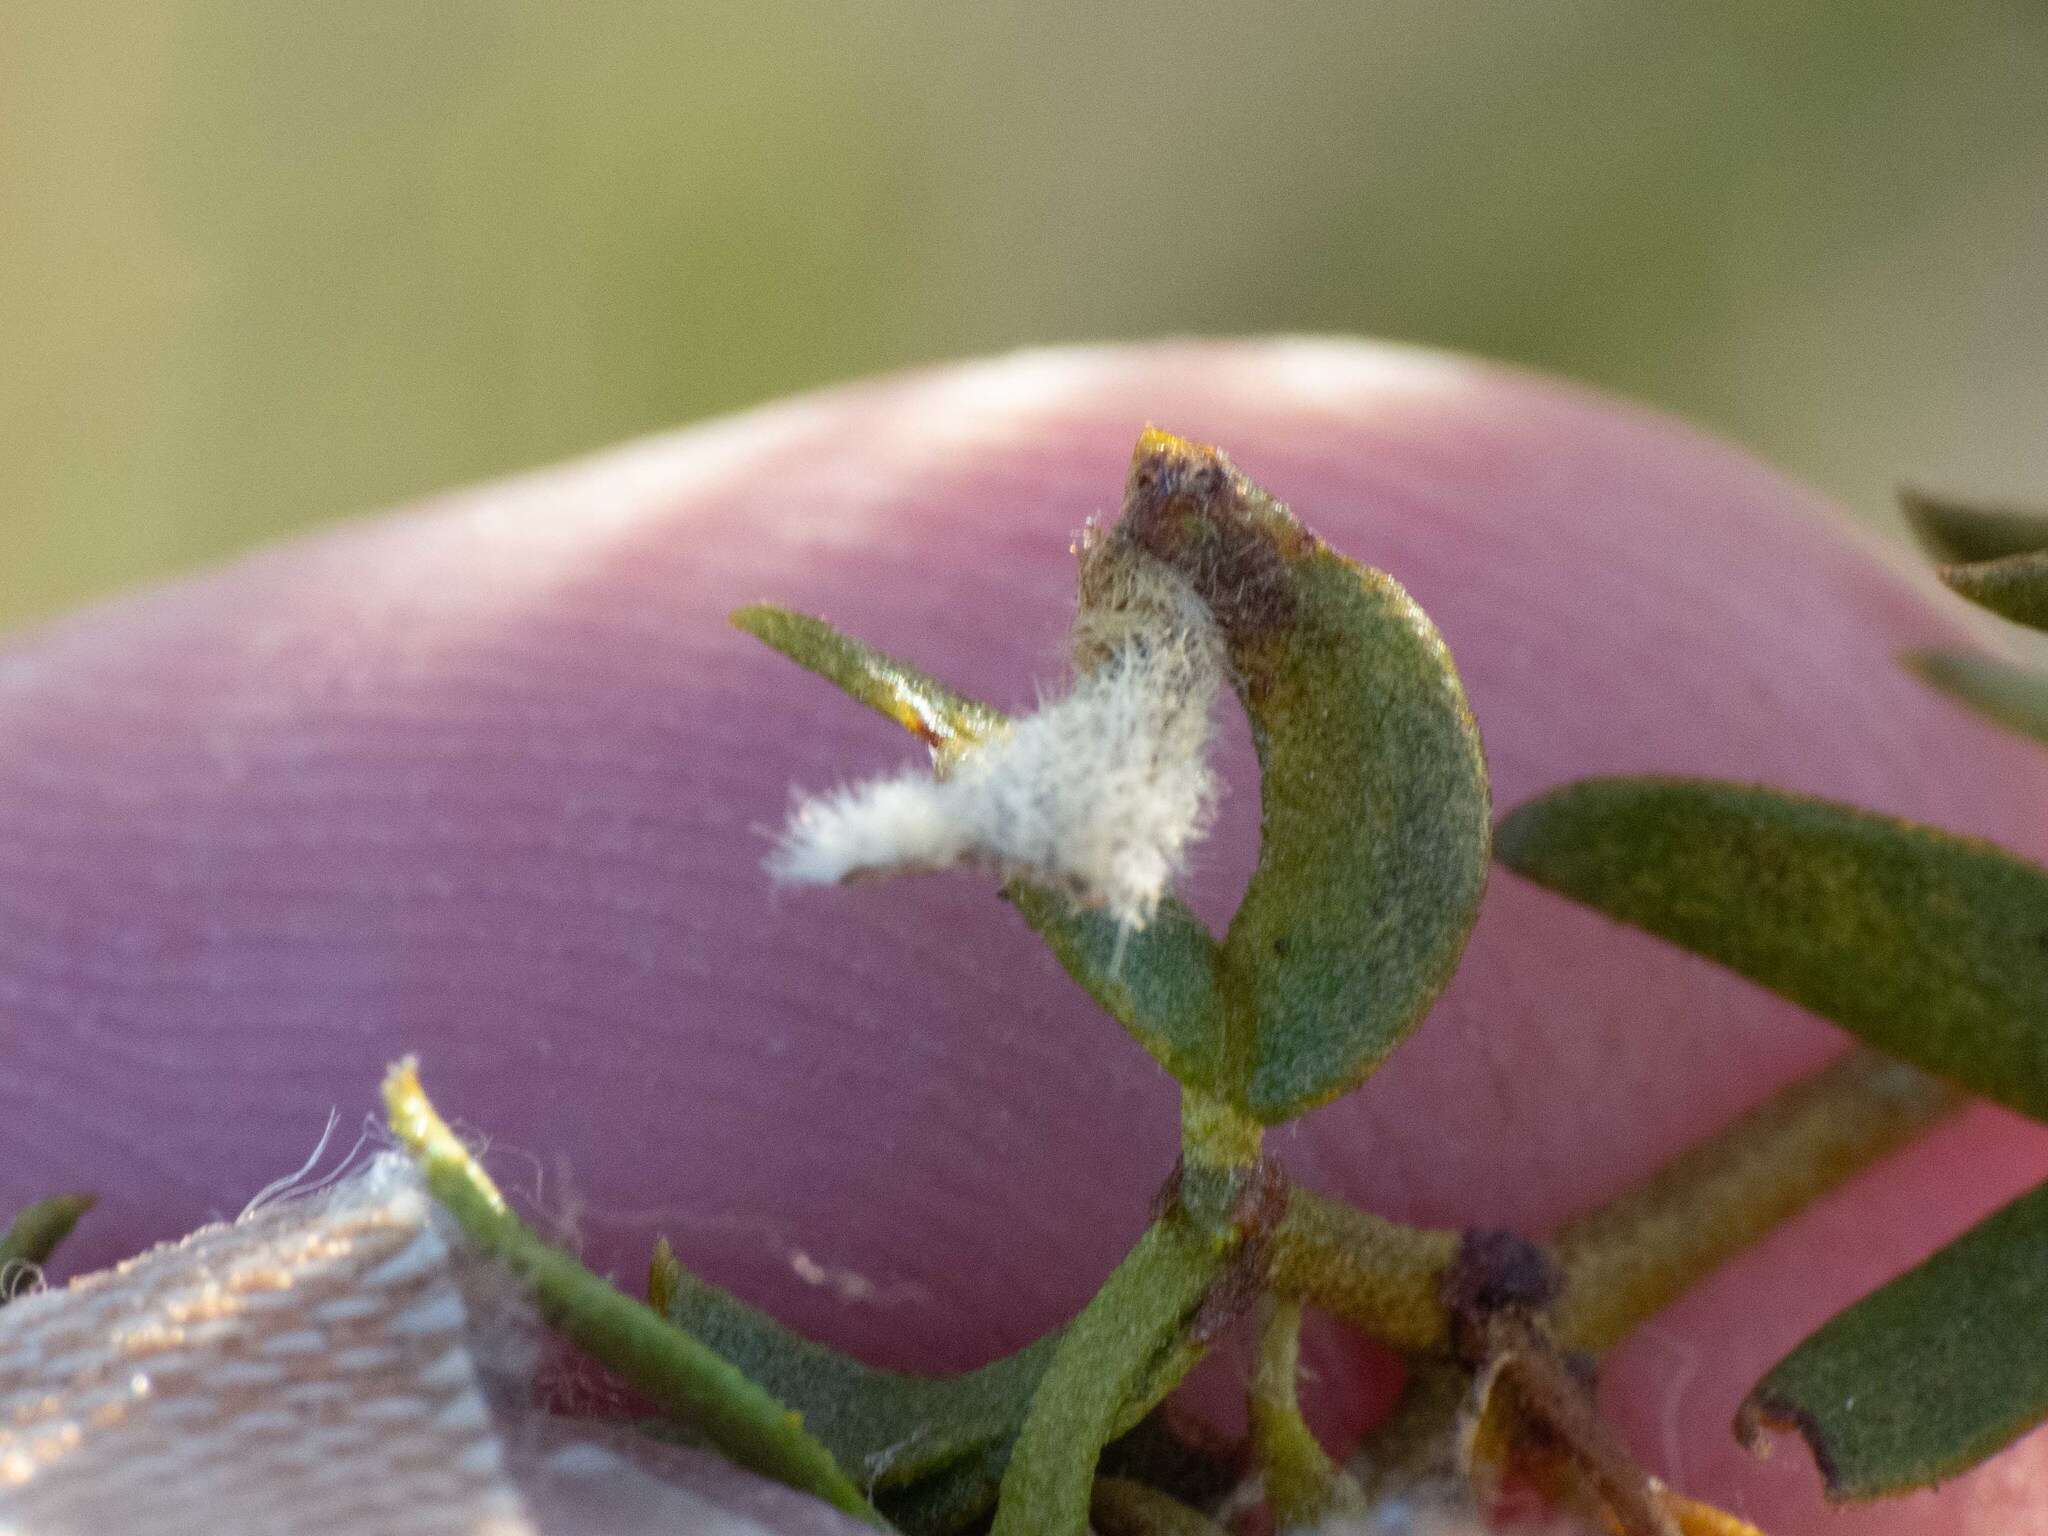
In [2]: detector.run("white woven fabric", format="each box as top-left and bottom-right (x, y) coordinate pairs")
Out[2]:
(0, 1155), (866, 1536)
(0, 1156), (527, 1535)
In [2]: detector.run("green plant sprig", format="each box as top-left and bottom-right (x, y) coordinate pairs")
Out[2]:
(381, 1058), (891, 1528)
(385, 437), (2011, 1533)
(1498, 485), (2048, 1503)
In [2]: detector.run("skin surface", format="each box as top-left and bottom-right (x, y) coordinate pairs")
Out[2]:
(3, 340), (2045, 1532)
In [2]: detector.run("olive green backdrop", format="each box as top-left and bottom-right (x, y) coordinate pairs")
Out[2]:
(6, 4), (2046, 630)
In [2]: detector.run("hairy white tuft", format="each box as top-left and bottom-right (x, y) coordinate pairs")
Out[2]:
(770, 556), (1222, 931)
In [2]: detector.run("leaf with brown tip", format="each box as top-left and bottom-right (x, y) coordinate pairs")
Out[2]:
(1103, 431), (1491, 1120)
(1739, 1176), (2048, 1500)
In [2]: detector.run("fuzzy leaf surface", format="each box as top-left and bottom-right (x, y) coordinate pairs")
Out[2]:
(736, 602), (1228, 1087)
(1103, 431), (1490, 1119)
(1938, 550), (2048, 633)
(1908, 649), (2048, 746)
(650, 1237), (1057, 1494)
(1004, 883), (1226, 1088)
(1902, 488), (2048, 564)
(1496, 778), (2048, 1120)
(1742, 1176), (2048, 1499)
(990, 1212), (1225, 1536)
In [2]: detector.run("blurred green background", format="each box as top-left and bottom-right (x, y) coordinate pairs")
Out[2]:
(6, 4), (2046, 631)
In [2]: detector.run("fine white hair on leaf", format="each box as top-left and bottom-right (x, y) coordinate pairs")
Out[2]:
(769, 554), (1223, 931)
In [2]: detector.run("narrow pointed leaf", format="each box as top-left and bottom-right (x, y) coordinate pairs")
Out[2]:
(1906, 649), (2048, 746)
(0, 1194), (93, 1302)
(736, 602), (1228, 1087)
(1938, 549), (2048, 633)
(649, 1237), (1058, 1492)
(1099, 431), (1489, 1120)
(1901, 487), (2048, 564)
(1740, 1176), (2048, 1499)
(1497, 779), (2048, 1120)
(733, 604), (1005, 757)
(383, 1060), (888, 1527)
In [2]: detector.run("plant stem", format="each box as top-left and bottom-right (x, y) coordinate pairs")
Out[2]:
(1180, 1086), (1263, 1173)
(991, 1213), (1231, 1536)
(1250, 1295), (1367, 1528)
(1551, 1049), (1959, 1354)
(1265, 1187), (1462, 1353)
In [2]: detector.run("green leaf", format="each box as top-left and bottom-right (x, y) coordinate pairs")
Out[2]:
(1496, 778), (2048, 1121)
(869, 1410), (1235, 1536)
(990, 1212), (1226, 1536)
(649, 1236), (1059, 1493)
(875, 1447), (1013, 1535)
(382, 1060), (889, 1529)
(735, 602), (1229, 1089)
(1005, 884), (1227, 1090)
(1906, 649), (2048, 746)
(738, 422), (1499, 1120)
(1740, 1176), (2048, 1499)
(1103, 431), (1490, 1120)
(1937, 549), (2048, 633)
(1901, 487), (2048, 564)
(733, 604), (1005, 761)
(0, 1193), (93, 1302)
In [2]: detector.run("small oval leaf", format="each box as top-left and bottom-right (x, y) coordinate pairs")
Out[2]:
(1740, 1176), (2048, 1500)
(1901, 487), (2048, 565)
(1497, 778), (2048, 1120)
(736, 603), (1228, 1087)
(1938, 550), (2048, 633)
(1102, 432), (1490, 1120)
(1906, 649), (2048, 747)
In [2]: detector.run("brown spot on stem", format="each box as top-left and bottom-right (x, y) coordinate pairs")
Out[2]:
(1442, 1229), (1676, 1536)
(1441, 1228), (1562, 1360)
(1189, 1159), (1293, 1344)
